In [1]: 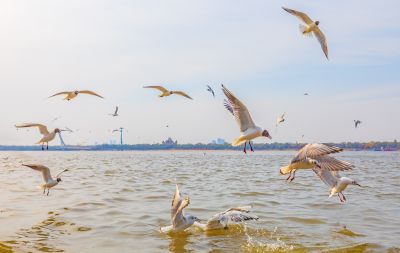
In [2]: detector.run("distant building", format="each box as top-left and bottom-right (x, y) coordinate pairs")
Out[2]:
(162, 137), (178, 145)
(211, 138), (226, 145)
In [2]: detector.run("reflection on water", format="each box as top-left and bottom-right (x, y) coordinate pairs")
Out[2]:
(0, 151), (400, 252)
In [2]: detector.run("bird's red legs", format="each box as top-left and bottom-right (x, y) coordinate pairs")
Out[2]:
(46, 143), (49, 150)
(243, 142), (247, 154)
(286, 170), (296, 182)
(338, 193), (346, 202)
(249, 141), (254, 152)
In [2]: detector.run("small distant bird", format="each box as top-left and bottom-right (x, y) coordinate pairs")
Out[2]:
(280, 143), (354, 182)
(304, 93), (309, 96)
(110, 106), (119, 117)
(22, 164), (68, 195)
(222, 84), (271, 153)
(15, 123), (67, 150)
(206, 85), (215, 97)
(276, 112), (286, 127)
(194, 206), (258, 231)
(143, 86), (193, 100)
(354, 120), (362, 128)
(160, 184), (200, 233)
(313, 169), (361, 202)
(283, 7), (329, 60)
(49, 90), (104, 101)
(112, 129), (119, 133)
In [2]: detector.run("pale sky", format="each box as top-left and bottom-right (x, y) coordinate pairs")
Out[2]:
(1, 0), (399, 145)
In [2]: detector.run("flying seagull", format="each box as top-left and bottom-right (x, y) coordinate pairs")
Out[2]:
(280, 143), (354, 182)
(282, 7), (329, 60)
(49, 90), (104, 101)
(22, 164), (68, 195)
(276, 112), (286, 127)
(143, 86), (193, 100)
(15, 123), (68, 150)
(222, 84), (271, 153)
(304, 93), (309, 96)
(354, 120), (361, 128)
(160, 184), (200, 233)
(110, 106), (119, 117)
(194, 206), (258, 231)
(313, 169), (361, 202)
(206, 85), (215, 97)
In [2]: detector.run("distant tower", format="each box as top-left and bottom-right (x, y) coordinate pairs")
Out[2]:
(119, 127), (124, 145)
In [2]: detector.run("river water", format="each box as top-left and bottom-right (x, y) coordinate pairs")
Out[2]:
(0, 151), (399, 252)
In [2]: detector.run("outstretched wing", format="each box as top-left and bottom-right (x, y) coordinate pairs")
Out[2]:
(314, 27), (329, 60)
(173, 91), (193, 100)
(49, 91), (70, 98)
(316, 156), (354, 172)
(78, 90), (104, 98)
(15, 123), (49, 135)
(22, 164), (52, 182)
(143, 86), (169, 93)
(292, 143), (342, 163)
(313, 167), (337, 188)
(222, 85), (256, 132)
(206, 205), (258, 229)
(282, 7), (313, 24)
(55, 168), (69, 178)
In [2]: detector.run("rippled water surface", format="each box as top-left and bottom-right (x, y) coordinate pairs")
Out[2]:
(1, 151), (399, 252)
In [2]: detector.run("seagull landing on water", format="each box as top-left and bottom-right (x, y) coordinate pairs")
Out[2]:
(222, 84), (271, 153)
(282, 7), (329, 60)
(110, 106), (119, 117)
(280, 143), (354, 182)
(206, 85), (215, 98)
(354, 120), (362, 128)
(313, 169), (361, 202)
(15, 123), (69, 150)
(194, 206), (258, 231)
(160, 184), (200, 233)
(49, 90), (104, 101)
(143, 86), (193, 100)
(22, 164), (68, 196)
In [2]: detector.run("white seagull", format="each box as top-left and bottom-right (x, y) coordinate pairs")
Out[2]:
(194, 206), (258, 231)
(22, 164), (68, 195)
(222, 84), (271, 153)
(15, 123), (67, 150)
(313, 169), (361, 202)
(354, 120), (362, 128)
(160, 184), (200, 233)
(276, 112), (286, 127)
(49, 90), (104, 101)
(143, 86), (193, 100)
(280, 143), (354, 182)
(110, 106), (119, 117)
(206, 85), (215, 97)
(282, 7), (329, 60)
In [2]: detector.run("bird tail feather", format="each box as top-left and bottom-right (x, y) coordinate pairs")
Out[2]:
(232, 136), (247, 146)
(299, 25), (312, 37)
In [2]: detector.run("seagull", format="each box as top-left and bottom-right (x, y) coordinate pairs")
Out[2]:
(49, 90), (104, 101)
(194, 206), (258, 231)
(22, 164), (68, 196)
(280, 143), (354, 182)
(354, 120), (362, 128)
(282, 7), (329, 60)
(143, 86), (193, 100)
(15, 123), (68, 150)
(276, 112), (286, 127)
(222, 84), (271, 153)
(206, 85), (215, 97)
(110, 106), (119, 117)
(160, 184), (200, 233)
(304, 93), (309, 96)
(313, 169), (361, 202)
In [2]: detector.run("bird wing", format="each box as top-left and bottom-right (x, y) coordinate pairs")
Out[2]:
(313, 167), (338, 188)
(222, 85), (256, 132)
(143, 86), (169, 93)
(78, 90), (104, 98)
(15, 123), (49, 135)
(55, 168), (69, 178)
(282, 7), (313, 24)
(172, 91), (193, 100)
(114, 106), (118, 114)
(313, 27), (329, 60)
(171, 184), (183, 221)
(207, 206), (258, 228)
(49, 91), (70, 98)
(291, 143), (342, 163)
(22, 164), (52, 182)
(315, 156), (354, 171)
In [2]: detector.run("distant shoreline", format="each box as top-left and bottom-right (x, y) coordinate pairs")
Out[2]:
(0, 141), (398, 151)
